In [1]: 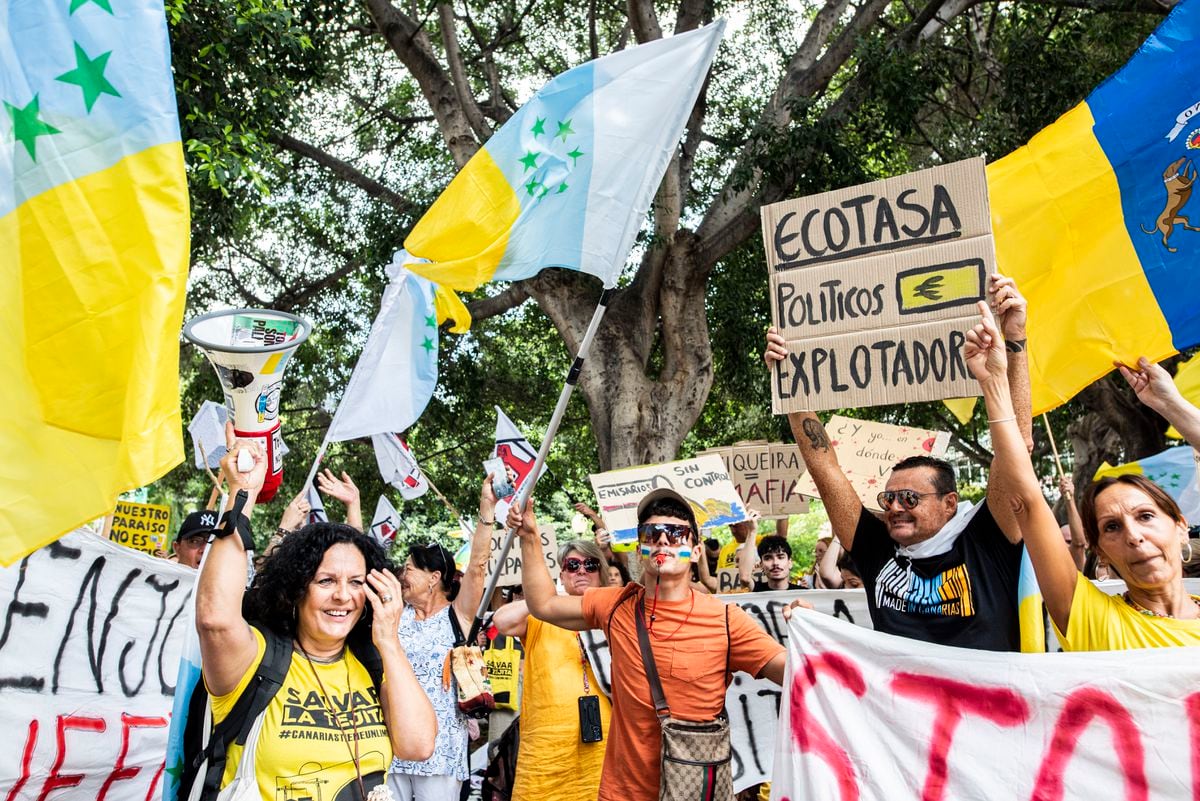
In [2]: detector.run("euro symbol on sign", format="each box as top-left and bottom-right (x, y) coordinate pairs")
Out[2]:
(912, 275), (944, 301)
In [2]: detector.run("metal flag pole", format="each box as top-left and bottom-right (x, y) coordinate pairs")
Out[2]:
(466, 287), (612, 642)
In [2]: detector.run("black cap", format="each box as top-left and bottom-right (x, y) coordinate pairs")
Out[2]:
(635, 488), (700, 534)
(177, 510), (219, 542)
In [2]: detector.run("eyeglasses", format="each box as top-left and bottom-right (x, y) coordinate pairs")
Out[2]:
(637, 522), (693, 546)
(876, 490), (944, 511)
(562, 557), (601, 574)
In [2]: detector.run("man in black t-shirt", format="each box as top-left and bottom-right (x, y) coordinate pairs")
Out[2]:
(763, 274), (1034, 651)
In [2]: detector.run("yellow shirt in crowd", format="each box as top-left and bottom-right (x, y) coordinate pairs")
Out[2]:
(1053, 573), (1200, 650)
(210, 627), (392, 800)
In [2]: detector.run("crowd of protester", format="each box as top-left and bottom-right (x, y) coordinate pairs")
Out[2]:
(147, 275), (1200, 801)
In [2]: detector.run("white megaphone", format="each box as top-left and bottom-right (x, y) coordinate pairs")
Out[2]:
(184, 308), (311, 503)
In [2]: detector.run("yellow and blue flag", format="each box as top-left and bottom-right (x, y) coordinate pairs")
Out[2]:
(988, 0), (1200, 414)
(403, 22), (725, 294)
(0, 0), (190, 563)
(1094, 443), (1200, 522)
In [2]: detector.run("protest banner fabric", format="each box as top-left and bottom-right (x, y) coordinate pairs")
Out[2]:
(772, 606), (1200, 801)
(0, 0), (189, 564)
(109, 500), (171, 555)
(401, 22), (724, 293)
(762, 158), (994, 413)
(793, 415), (951, 510)
(699, 442), (808, 518)
(485, 522), (559, 587)
(988, 0), (1200, 414)
(589, 455), (749, 548)
(0, 530), (193, 800)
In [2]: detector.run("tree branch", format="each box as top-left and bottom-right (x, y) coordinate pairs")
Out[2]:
(626, 0), (662, 43)
(272, 132), (412, 213)
(464, 283), (532, 322)
(438, 3), (493, 141)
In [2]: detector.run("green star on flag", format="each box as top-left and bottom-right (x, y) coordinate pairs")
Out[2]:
(555, 119), (575, 142)
(421, 336), (435, 354)
(6, 95), (60, 161)
(519, 150), (539, 172)
(69, 0), (113, 13)
(531, 117), (546, 138)
(525, 177), (541, 196)
(557, 182), (568, 194)
(567, 147), (584, 166)
(424, 314), (437, 328)
(56, 43), (121, 112)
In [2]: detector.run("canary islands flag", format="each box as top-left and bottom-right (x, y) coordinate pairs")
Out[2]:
(404, 21), (724, 293)
(0, 0), (189, 563)
(988, 0), (1200, 414)
(1094, 443), (1200, 523)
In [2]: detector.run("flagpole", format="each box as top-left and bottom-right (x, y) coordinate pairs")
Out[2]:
(467, 287), (612, 642)
(424, 472), (474, 533)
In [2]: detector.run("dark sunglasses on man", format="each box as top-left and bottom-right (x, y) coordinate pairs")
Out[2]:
(636, 522), (693, 546)
(562, 556), (601, 574)
(876, 489), (945, 511)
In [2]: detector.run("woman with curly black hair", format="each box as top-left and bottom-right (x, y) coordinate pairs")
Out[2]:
(197, 427), (436, 801)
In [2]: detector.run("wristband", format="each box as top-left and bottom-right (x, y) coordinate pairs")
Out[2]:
(479, 517), (495, 526)
(1004, 338), (1026, 353)
(215, 490), (254, 550)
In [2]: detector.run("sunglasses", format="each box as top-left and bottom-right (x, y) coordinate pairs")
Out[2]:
(562, 557), (601, 574)
(637, 522), (693, 546)
(876, 490), (944, 511)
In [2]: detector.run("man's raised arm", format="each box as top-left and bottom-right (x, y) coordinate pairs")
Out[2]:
(766, 327), (862, 549)
(506, 500), (589, 630)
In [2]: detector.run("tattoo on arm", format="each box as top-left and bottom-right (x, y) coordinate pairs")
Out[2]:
(802, 418), (830, 452)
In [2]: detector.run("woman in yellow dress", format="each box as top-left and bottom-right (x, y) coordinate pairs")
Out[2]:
(492, 539), (613, 800)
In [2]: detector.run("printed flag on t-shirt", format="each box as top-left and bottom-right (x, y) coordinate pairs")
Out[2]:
(370, 495), (401, 546)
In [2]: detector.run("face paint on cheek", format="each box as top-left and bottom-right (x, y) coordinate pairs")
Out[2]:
(640, 545), (653, 558)
(676, 548), (692, 561)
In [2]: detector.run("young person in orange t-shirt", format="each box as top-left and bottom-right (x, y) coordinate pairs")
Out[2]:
(509, 488), (807, 801)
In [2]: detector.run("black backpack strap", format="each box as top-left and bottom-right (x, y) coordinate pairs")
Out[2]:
(447, 606), (467, 647)
(194, 627), (291, 800)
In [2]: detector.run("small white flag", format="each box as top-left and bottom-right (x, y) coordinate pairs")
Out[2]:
(188, 400), (228, 469)
(370, 495), (401, 546)
(492, 406), (546, 522)
(372, 433), (430, 500)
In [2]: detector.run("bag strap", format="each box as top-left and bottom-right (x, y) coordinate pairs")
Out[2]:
(634, 598), (670, 722)
(195, 626), (291, 800)
(447, 605), (467, 648)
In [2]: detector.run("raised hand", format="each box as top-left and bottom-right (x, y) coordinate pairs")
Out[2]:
(278, 490), (310, 531)
(219, 422), (267, 495)
(1115, 356), (1184, 414)
(364, 568), (405, 648)
(505, 499), (539, 543)
(480, 473), (499, 523)
(988, 273), (1027, 341)
(963, 301), (1008, 385)
(764, 326), (788, 368)
(316, 469), (360, 505)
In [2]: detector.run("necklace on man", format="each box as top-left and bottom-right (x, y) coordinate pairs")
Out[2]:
(1122, 592), (1200, 619)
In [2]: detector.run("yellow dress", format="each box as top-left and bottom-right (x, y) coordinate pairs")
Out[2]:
(512, 616), (611, 801)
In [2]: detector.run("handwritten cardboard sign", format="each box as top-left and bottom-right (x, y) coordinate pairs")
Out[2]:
(487, 522), (559, 587)
(699, 442), (808, 518)
(792, 416), (951, 511)
(589, 455), (749, 547)
(761, 158), (994, 412)
(109, 500), (172, 554)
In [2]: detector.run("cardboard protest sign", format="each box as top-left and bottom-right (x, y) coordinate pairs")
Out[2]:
(0, 530), (193, 801)
(589, 455), (749, 548)
(486, 522), (559, 587)
(793, 415), (951, 511)
(762, 158), (994, 412)
(109, 500), (171, 554)
(699, 442), (808, 518)
(773, 608), (1200, 801)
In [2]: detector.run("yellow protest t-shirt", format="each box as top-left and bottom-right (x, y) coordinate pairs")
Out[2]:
(1053, 573), (1200, 651)
(716, 535), (764, 593)
(209, 627), (392, 800)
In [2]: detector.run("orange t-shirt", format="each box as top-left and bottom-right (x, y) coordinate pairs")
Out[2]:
(580, 584), (783, 801)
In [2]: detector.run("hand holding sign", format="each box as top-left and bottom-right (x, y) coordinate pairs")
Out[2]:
(964, 302), (1007, 385)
